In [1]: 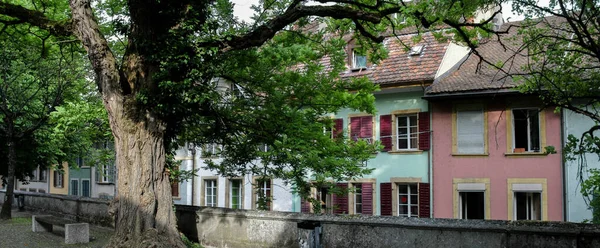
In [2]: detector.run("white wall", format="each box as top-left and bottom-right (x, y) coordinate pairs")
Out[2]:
(563, 109), (599, 222)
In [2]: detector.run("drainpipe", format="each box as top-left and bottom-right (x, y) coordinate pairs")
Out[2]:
(561, 109), (568, 221)
(189, 143), (196, 206)
(428, 101), (434, 218)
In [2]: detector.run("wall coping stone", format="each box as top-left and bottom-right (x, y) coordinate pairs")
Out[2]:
(177, 205), (600, 236)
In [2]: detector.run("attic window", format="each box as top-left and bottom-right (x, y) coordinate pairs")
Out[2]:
(409, 45), (424, 56)
(352, 49), (367, 69)
(393, 13), (407, 24)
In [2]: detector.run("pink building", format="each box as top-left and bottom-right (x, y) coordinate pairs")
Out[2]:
(424, 24), (563, 221)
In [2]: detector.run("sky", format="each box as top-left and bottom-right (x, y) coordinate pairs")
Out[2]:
(230, 0), (549, 23)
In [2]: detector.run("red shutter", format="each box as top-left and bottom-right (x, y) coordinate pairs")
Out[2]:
(301, 197), (311, 213)
(171, 181), (179, 197)
(332, 183), (348, 214)
(380, 115), (392, 151)
(418, 112), (430, 151)
(360, 116), (373, 141)
(380, 183), (393, 216)
(334, 118), (344, 139)
(362, 183), (373, 215)
(418, 182), (430, 218)
(350, 117), (361, 141)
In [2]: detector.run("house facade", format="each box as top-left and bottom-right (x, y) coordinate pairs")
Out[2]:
(173, 146), (294, 211)
(292, 31), (469, 216)
(424, 23), (563, 221)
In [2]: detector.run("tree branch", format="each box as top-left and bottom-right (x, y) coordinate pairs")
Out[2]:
(0, 2), (72, 36)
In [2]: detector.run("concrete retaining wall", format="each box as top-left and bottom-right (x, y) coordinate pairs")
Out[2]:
(0, 191), (113, 227)
(3, 192), (600, 248)
(176, 206), (600, 248)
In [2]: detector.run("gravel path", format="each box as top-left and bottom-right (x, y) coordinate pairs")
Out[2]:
(0, 209), (113, 248)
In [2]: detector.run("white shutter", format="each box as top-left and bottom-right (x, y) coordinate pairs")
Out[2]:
(457, 108), (485, 154)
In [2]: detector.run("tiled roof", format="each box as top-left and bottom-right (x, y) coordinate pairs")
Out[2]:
(300, 32), (450, 86)
(426, 17), (566, 95)
(340, 33), (449, 85)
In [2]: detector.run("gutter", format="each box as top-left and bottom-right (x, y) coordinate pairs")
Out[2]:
(422, 89), (521, 100)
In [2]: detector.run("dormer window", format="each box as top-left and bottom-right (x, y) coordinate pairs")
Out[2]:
(352, 49), (367, 69)
(394, 12), (407, 24)
(409, 45), (424, 56)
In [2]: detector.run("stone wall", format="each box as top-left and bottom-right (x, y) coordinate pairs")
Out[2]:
(3, 192), (600, 248)
(0, 191), (113, 227)
(176, 206), (600, 248)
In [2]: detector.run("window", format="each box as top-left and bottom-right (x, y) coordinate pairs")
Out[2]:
(98, 164), (115, 183)
(39, 168), (47, 182)
(53, 170), (63, 188)
(393, 12), (407, 23)
(81, 179), (90, 197)
(202, 144), (221, 157)
(255, 178), (272, 210)
(71, 179), (79, 196)
(512, 109), (540, 152)
(455, 105), (486, 154)
(459, 192), (485, 219)
(381, 111), (430, 152)
(230, 179), (242, 209)
(171, 180), (179, 198)
(508, 179), (547, 220)
(514, 192), (541, 220)
(205, 179), (218, 207)
(349, 115), (373, 143)
(352, 49), (367, 69)
(317, 187), (333, 214)
(398, 184), (418, 217)
(397, 115), (418, 150)
(354, 184), (363, 214)
(76, 157), (84, 167)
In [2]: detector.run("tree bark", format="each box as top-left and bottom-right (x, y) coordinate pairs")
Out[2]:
(106, 104), (183, 248)
(0, 122), (16, 219)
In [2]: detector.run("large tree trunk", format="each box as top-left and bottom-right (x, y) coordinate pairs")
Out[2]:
(69, 0), (185, 246)
(106, 106), (183, 247)
(0, 125), (16, 219)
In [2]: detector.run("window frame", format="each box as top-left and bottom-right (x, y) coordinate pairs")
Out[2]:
(507, 178), (548, 220)
(226, 178), (244, 209)
(452, 103), (488, 155)
(513, 192), (542, 220)
(396, 114), (419, 150)
(452, 178), (491, 219)
(200, 176), (219, 206)
(70, 179), (79, 196)
(353, 183), (363, 215)
(458, 191), (486, 219)
(81, 179), (91, 197)
(505, 106), (548, 155)
(511, 108), (541, 152)
(252, 177), (273, 210)
(351, 49), (367, 69)
(204, 179), (218, 207)
(397, 183), (419, 217)
(346, 179), (376, 215)
(53, 170), (64, 188)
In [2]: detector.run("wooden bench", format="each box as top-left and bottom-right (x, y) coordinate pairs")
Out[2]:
(32, 215), (89, 244)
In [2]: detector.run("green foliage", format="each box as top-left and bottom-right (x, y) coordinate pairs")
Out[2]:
(581, 169), (600, 224)
(181, 233), (203, 248)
